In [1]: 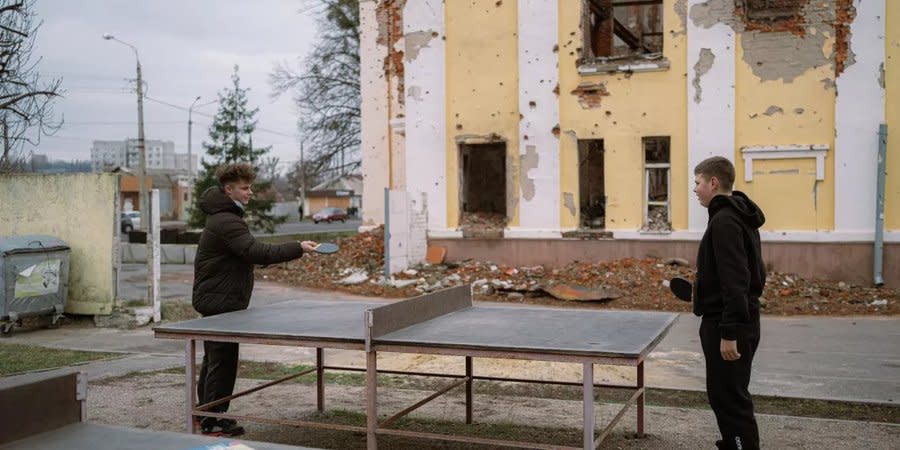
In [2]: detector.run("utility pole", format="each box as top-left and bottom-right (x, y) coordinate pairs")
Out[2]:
(104, 33), (147, 231)
(188, 96), (201, 177)
(136, 58), (147, 230)
(299, 141), (305, 220)
(186, 96), (201, 220)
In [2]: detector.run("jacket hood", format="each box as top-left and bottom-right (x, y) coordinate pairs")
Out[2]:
(199, 186), (244, 217)
(708, 191), (765, 229)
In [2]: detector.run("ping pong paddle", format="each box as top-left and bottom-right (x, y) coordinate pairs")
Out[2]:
(313, 242), (339, 254)
(669, 277), (692, 302)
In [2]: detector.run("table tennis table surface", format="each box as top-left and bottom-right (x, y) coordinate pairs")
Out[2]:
(155, 299), (678, 359)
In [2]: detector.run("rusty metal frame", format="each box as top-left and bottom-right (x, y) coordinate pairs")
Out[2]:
(364, 348), (647, 450)
(160, 307), (672, 449)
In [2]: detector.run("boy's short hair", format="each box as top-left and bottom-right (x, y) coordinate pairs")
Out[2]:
(694, 156), (735, 192)
(215, 163), (256, 186)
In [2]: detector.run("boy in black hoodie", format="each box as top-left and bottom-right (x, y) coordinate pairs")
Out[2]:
(693, 156), (766, 450)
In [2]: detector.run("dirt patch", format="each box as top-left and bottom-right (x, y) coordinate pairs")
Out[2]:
(86, 371), (900, 449)
(258, 230), (899, 316)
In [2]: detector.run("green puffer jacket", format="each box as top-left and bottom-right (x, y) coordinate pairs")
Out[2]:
(192, 186), (303, 316)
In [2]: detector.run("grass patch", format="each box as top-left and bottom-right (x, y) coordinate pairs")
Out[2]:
(0, 343), (123, 376)
(157, 360), (900, 424)
(119, 299), (148, 308)
(268, 409), (587, 449)
(257, 231), (356, 245)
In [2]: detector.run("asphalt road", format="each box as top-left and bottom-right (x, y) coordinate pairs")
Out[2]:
(267, 219), (362, 235)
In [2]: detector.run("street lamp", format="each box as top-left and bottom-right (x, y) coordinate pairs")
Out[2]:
(103, 33), (147, 231)
(188, 95), (201, 179)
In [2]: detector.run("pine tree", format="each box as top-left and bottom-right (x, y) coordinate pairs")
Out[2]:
(188, 66), (286, 233)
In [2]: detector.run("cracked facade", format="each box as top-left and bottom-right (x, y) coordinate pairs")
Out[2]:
(361, 0), (898, 246)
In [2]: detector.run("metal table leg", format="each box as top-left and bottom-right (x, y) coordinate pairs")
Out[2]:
(367, 350), (378, 450)
(316, 348), (325, 412)
(465, 356), (473, 424)
(185, 339), (196, 433)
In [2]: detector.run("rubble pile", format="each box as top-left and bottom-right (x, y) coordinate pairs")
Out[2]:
(641, 206), (671, 232)
(460, 212), (507, 234)
(258, 228), (899, 316)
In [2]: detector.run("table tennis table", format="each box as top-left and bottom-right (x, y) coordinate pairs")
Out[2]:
(154, 285), (678, 450)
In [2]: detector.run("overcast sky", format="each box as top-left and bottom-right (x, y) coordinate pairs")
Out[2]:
(30, 0), (319, 168)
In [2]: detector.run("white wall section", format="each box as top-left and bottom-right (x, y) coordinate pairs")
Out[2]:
(516, 0), (561, 231)
(687, 0), (736, 231)
(402, 0), (447, 231)
(834, 0), (885, 232)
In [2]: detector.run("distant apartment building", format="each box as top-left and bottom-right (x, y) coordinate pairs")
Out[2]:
(91, 139), (197, 173)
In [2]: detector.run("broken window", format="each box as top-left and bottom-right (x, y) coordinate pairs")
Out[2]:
(741, 0), (805, 22)
(584, 0), (664, 61)
(459, 143), (507, 236)
(642, 136), (671, 232)
(578, 139), (605, 229)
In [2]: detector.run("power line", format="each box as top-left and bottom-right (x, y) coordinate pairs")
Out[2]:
(144, 95), (297, 138)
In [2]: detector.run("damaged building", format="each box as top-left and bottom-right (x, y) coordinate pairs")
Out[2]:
(360, 0), (900, 286)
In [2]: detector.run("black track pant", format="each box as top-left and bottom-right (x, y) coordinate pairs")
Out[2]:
(700, 312), (761, 450)
(197, 340), (239, 423)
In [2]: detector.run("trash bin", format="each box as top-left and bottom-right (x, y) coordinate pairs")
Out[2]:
(0, 235), (71, 336)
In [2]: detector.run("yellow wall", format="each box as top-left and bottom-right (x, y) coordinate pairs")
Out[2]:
(557, 0), (688, 230)
(886, 0), (900, 230)
(734, 41), (836, 231)
(445, 0), (520, 228)
(0, 174), (118, 315)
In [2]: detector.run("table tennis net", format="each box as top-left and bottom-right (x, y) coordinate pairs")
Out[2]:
(365, 284), (472, 349)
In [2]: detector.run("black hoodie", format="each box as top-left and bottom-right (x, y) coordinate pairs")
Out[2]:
(694, 191), (766, 340)
(192, 186), (304, 316)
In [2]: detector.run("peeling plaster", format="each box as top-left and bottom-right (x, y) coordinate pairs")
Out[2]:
(879, 62), (885, 89)
(563, 192), (576, 217)
(820, 77), (836, 90)
(520, 145), (539, 201)
(376, 0), (407, 104)
(570, 82), (609, 109)
(763, 105), (784, 116)
(405, 30), (436, 62)
(692, 48), (715, 104)
(407, 85), (423, 101)
(673, 0), (688, 37)
(689, 0), (856, 83)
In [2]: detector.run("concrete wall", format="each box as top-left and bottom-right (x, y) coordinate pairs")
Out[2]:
(0, 173), (118, 315)
(360, 0), (391, 229)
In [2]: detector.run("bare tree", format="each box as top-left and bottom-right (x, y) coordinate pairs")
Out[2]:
(0, 0), (63, 172)
(270, 0), (359, 191)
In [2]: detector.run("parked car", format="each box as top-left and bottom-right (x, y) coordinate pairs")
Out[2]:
(312, 207), (347, 224)
(121, 211), (141, 232)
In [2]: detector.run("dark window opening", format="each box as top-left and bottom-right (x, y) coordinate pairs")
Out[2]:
(742, 0), (805, 22)
(584, 0), (664, 61)
(642, 136), (671, 232)
(460, 143), (507, 234)
(578, 139), (605, 229)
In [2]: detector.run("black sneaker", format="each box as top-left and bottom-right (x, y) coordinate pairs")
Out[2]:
(201, 418), (245, 437)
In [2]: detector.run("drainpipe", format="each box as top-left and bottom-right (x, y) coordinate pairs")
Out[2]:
(874, 124), (887, 287)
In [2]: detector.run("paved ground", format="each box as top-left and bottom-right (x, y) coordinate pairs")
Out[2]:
(3, 263), (898, 449)
(126, 265), (900, 403)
